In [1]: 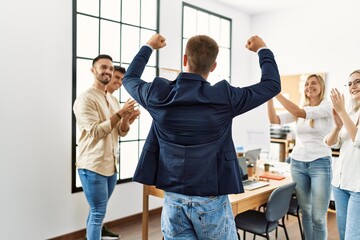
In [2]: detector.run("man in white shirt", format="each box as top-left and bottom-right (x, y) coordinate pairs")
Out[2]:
(73, 55), (137, 240)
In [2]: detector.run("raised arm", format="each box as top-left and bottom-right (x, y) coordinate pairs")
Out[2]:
(331, 88), (358, 141)
(276, 93), (306, 118)
(267, 99), (280, 124)
(230, 36), (281, 115)
(325, 109), (343, 146)
(122, 34), (167, 107)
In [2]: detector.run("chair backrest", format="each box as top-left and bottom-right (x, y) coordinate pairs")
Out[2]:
(265, 182), (296, 222)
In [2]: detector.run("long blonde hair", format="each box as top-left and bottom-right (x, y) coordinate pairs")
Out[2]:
(303, 74), (326, 128)
(349, 70), (360, 112)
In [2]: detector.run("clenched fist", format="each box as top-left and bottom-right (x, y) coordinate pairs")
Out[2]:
(245, 35), (266, 53)
(147, 34), (166, 50)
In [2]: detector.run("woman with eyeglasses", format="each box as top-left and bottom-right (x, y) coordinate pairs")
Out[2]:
(267, 74), (333, 240)
(325, 70), (360, 240)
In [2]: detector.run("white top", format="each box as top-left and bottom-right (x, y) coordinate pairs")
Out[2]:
(326, 110), (360, 192)
(279, 99), (333, 162)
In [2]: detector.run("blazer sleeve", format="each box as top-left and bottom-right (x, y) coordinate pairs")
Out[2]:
(122, 46), (154, 108)
(228, 49), (281, 115)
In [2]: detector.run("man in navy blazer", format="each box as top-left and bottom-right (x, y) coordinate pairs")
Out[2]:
(123, 34), (281, 239)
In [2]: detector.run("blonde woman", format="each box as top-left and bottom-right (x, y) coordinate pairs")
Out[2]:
(324, 70), (360, 240)
(268, 74), (333, 240)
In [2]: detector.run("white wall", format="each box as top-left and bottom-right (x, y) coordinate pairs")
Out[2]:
(250, 1), (360, 96)
(0, 0), (250, 239)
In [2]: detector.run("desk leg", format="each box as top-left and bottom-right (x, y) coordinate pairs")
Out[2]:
(142, 185), (149, 240)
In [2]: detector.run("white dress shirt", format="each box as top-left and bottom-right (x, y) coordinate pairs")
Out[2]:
(326, 110), (360, 192)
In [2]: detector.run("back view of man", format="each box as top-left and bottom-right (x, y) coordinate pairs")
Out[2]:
(123, 34), (281, 239)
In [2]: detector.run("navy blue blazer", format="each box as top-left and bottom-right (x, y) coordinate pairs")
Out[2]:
(123, 46), (281, 196)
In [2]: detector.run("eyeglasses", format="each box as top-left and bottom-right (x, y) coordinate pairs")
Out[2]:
(345, 79), (360, 88)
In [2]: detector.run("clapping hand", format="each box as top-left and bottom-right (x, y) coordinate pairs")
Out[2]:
(330, 88), (345, 129)
(129, 109), (141, 124)
(330, 88), (346, 115)
(118, 99), (136, 119)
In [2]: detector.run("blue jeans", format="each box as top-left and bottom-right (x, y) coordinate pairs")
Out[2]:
(78, 169), (117, 240)
(161, 192), (238, 240)
(332, 186), (360, 240)
(290, 157), (332, 240)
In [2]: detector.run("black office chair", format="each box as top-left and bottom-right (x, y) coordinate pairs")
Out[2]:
(257, 191), (304, 240)
(286, 193), (304, 240)
(234, 182), (296, 240)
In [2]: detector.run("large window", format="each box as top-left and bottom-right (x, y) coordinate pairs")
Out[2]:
(72, 0), (159, 192)
(182, 3), (232, 84)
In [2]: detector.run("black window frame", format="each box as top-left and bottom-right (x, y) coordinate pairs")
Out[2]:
(72, 0), (159, 193)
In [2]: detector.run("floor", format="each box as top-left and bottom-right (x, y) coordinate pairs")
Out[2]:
(77, 209), (339, 240)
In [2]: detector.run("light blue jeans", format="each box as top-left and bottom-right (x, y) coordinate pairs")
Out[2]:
(332, 186), (360, 240)
(290, 157), (332, 240)
(78, 169), (117, 240)
(161, 191), (238, 240)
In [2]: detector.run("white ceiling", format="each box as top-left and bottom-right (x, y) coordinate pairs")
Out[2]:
(213, 0), (324, 15)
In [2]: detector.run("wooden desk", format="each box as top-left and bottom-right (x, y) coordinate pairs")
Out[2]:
(228, 176), (292, 216)
(142, 171), (292, 240)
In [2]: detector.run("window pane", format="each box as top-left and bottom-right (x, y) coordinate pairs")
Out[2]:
(183, 7), (197, 38)
(119, 141), (139, 179)
(218, 47), (230, 78)
(207, 72), (220, 85)
(139, 108), (152, 139)
(139, 140), (145, 153)
(122, 0), (140, 25)
(122, 118), (139, 141)
(208, 47), (230, 84)
(100, 20), (120, 61)
(118, 63), (130, 102)
(74, 0), (159, 191)
(142, 66), (156, 83)
(120, 86), (132, 102)
(220, 19), (230, 48)
(77, 15), (99, 58)
(76, 59), (94, 99)
(121, 63), (129, 71)
(141, 0), (157, 29)
(209, 15), (220, 44)
(196, 11), (209, 35)
(77, 0), (99, 16)
(121, 25), (140, 63)
(141, 29), (157, 66)
(101, 0), (121, 21)
(183, 5), (231, 84)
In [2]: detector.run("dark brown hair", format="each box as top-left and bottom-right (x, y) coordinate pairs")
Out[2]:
(92, 54), (112, 66)
(185, 35), (219, 76)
